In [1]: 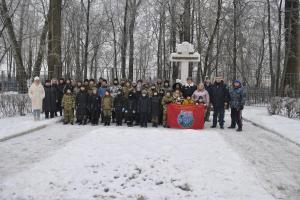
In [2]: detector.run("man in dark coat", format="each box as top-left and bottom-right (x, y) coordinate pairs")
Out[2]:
(210, 77), (229, 129)
(57, 78), (65, 116)
(87, 89), (101, 125)
(138, 90), (151, 128)
(228, 80), (246, 132)
(125, 91), (137, 127)
(151, 91), (161, 127)
(43, 80), (57, 119)
(113, 89), (126, 126)
(182, 77), (197, 98)
(76, 86), (88, 125)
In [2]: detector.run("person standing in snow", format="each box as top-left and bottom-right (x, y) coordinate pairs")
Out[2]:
(101, 90), (113, 126)
(29, 77), (45, 121)
(150, 91), (161, 127)
(76, 86), (88, 125)
(43, 80), (58, 119)
(124, 91), (138, 127)
(210, 77), (229, 129)
(61, 89), (75, 125)
(113, 89), (126, 126)
(110, 78), (122, 123)
(57, 78), (65, 116)
(138, 90), (151, 128)
(228, 80), (246, 132)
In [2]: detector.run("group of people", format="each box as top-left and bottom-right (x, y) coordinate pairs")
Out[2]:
(28, 76), (246, 131)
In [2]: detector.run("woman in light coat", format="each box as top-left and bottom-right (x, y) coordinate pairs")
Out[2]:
(29, 77), (45, 120)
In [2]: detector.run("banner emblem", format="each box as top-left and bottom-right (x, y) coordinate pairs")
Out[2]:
(177, 111), (194, 128)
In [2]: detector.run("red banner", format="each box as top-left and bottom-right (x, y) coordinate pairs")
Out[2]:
(167, 104), (205, 129)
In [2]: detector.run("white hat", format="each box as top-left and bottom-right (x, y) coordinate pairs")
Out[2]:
(34, 76), (40, 81)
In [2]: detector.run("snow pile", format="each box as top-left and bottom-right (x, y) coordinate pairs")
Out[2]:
(0, 94), (31, 118)
(244, 106), (300, 145)
(268, 97), (300, 119)
(0, 127), (274, 200)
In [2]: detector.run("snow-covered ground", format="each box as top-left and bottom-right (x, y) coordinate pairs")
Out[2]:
(0, 115), (61, 141)
(243, 106), (300, 145)
(0, 110), (299, 200)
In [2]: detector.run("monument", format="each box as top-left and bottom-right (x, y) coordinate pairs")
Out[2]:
(170, 42), (200, 83)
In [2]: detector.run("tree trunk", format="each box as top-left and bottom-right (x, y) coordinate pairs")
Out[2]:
(232, 0), (237, 81)
(276, 0), (283, 95)
(47, 0), (62, 79)
(121, 0), (129, 79)
(32, 15), (49, 78)
(283, 0), (299, 89)
(267, 0), (275, 95)
(83, 0), (91, 79)
(0, 0), (27, 92)
(203, 0), (222, 81)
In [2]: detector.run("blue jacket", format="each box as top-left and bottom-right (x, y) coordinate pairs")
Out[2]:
(229, 87), (246, 109)
(98, 87), (108, 98)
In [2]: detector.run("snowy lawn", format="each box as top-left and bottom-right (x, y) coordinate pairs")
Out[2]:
(0, 115), (61, 141)
(0, 126), (274, 200)
(243, 106), (300, 145)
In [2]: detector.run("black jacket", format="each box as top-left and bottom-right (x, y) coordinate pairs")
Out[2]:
(114, 94), (126, 112)
(182, 84), (197, 98)
(43, 86), (57, 112)
(57, 83), (65, 102)
(151, 95), (161, 117)
(211, 82), (229, 107)
(125, 93), (137, 113)
(138, 96), (151, 114)
(76, 91), (88, 115)
(87, 94), (101, 112)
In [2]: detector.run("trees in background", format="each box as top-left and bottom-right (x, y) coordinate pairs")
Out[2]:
(0, 0), (299, 94)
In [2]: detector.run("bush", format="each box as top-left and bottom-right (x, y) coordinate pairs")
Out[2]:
(0, 93), (31, 118)
(268, 97), (300, 119)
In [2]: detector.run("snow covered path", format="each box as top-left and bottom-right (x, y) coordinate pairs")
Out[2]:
(0, 119), (299, 200)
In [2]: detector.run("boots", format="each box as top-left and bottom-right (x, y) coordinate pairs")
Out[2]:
(237, 127), (242, 132)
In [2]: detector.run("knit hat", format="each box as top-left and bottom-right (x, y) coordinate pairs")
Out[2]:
(34, 76), (40, 81)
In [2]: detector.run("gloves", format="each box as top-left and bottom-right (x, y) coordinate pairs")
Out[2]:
(122, 108), (125, 112)
(125, 110), (128, 113)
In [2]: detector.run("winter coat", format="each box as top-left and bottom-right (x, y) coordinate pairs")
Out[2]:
(138, 96), (151, 114)
(102, 95), (113, 110)
(57, 83), (65, 101)
(62, 93), (75, 110)
(76, 90), (88, 116)
(114, 94), (126, 113)
(229, 87), (246, 109)
(182, 83), (197, 98)
(87, 94), (101, 112)
(98, 86), (108, 98)
(211, 82), (229, 107)
(88, 84), (98, 94)
(204, 84), (213, 99)
(123, 86), (133, 98)
(151, 95), (161, 117)
(43, 85), (58, 112)
(162, 95), (173, 108)
(125, 93), (137, 113)
(110, 85), (122, 98)
(192, 90), (210, 105)
(28, 83), (45, 110)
